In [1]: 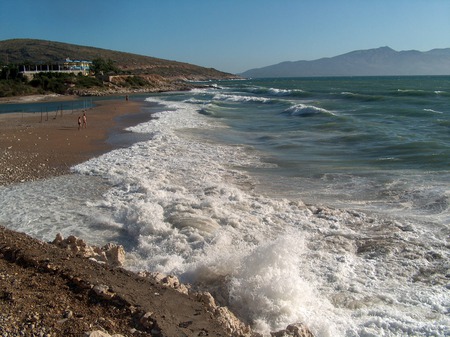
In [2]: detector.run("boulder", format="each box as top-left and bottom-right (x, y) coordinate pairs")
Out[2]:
(84, 331), (125, 337)
(51, 234), (125, 266)
(196, 291), (252, 337)
(271, 323), (315, 337)
(196, 291), (216, 310)
(139, 311), (156, 330)
(139, 271), (189, 295)
(92, 284), (116, 301)
(214, 306), (252, 337)
(102, 243), (126, 267)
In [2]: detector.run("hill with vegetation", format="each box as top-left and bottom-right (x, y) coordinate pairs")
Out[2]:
(0, 39), (236, 79)
(0, 39), (238, 97)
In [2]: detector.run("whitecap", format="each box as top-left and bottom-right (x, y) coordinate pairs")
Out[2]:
(268, 88), (300, 96)
(423, 108), (443, 114)
(284, 103), (335, 117)
(184, 98), (211, 104)
(213, 93), (273, 103)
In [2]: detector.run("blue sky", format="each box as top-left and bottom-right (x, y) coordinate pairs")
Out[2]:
(1, 0), (449, 74)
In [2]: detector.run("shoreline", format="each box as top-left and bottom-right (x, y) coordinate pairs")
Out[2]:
(0, 97), (144, 186)
(0, 93), (315, 337)
(0, 95), (299, 336)
(0, 96), (246, 336)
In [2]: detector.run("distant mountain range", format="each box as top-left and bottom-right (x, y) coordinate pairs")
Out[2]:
(240, 47), (450, 78)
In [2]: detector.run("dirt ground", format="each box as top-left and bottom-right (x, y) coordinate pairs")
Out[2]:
(0, 226), (233, 336)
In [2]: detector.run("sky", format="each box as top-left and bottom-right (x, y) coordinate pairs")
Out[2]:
(1, 0), (449, 74)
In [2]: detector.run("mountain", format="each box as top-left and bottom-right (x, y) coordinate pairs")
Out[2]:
(0, 38), (238, 80)
(240, 47), (450, 78)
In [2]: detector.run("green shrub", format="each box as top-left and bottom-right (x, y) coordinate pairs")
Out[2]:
(75, 76), (103, 88)
(125, 76), (148, 88)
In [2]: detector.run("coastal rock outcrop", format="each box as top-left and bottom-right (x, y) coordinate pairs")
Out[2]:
(271, 323), (315, 337)
(52, 233), (125, 267)
(49, 233), (315, 337)
(138, 271), (190, 295)
(196, 291), (254, 337)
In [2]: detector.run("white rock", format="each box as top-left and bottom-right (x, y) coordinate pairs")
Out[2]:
(139, 311), (155, 329)
(84, 331), (111, 337)
(92, 284), (115, 300)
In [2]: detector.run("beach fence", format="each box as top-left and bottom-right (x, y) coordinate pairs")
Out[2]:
(0, 98), (95, 122)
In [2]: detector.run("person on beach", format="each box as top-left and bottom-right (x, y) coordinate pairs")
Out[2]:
(78, 116), (82, 130)
(82, 112), (87, 128)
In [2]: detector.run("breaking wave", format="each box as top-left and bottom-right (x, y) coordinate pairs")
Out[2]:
(283, 103), (335, 117)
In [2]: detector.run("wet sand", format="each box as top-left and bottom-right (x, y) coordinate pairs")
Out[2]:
(0, 98), (143, 185)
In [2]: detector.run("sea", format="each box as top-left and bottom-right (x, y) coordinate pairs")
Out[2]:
(1, 76), (449, 337)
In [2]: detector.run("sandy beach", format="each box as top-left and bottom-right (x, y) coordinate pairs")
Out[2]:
(0, 97), (262, 337)
(0, 98), (144, 185)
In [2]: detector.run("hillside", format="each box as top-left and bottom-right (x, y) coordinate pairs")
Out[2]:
(240, 46), (450, 78)
(0, 38), (237, 80)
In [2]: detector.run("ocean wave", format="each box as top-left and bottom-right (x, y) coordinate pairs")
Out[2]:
(434, 90), (450, 97)
(395, 89), (430, 97)
(423, 108), (443, 114)
(213, 93), (273, 103)
(198, 108), (215, 116)
(184, 98), (211, 104)
(238, 85), (309, 98)
(339, 91), (384, 102)
(3, 82), (449, 337)
(268, 88), (306, 96)
(283, 103), (335, 117)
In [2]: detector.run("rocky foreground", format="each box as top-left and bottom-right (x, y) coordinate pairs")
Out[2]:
(0, 226), (314, 337)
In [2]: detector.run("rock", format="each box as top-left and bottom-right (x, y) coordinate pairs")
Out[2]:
(102, 243), (125, 267)
(196, 291), (252, 337)
(92, 285), (116, 300)
(52, 233), (64, 245)
(160, 274), (189, 295)
(139, 271), (189, 294)
(51, 234), (125, 266)
(84, 330), (123, 337)
(139, 311), (156, 330)
(271, 323), (315, 337)
(214, 306), (252, 337)
(63, 310), (73, 319)
(66, 235), (77, 244)
(196, 291), (216, 310)
(84, 331), (112, 337)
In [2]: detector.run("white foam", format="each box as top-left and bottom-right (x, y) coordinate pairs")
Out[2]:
(423, 108), (443, 114)
(268, 88), (305, 96)
(76, 98), (448, 336)
(284, 103), (335, 116)
(1, 93), (449, 337)
(213, 93), (273, 103)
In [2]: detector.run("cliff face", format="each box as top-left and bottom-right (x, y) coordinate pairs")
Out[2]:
(0, 38), (239, 80)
